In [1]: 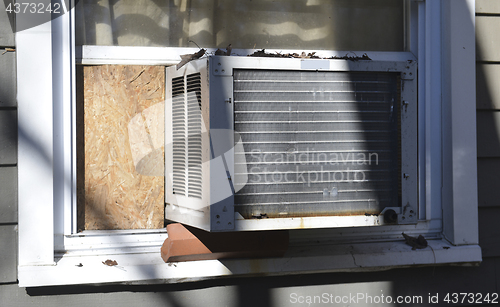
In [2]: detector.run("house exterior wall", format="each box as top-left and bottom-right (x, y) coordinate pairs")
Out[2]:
(0, 0), (17, 287)
(476, 0), (500, 260)
(1, 1), (499, 306)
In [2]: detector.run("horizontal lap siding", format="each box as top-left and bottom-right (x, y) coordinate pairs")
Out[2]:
(476, 3), (500, 259)
(0, 52), (16, 107)
(477, 64), (500, 109)
(0, 225), (17, 283)
(0, 110), (17, 164)
(476, 17), (500, 62)
(0, 0), (14, 47)
(476, 111), (500, 157)
(0, 51), (17, 225)
(0, 105), (17, 283)
(0, 0), (17, 285)
(476, 0), (500, 14)
(479, 207), (500, 257)
(0, 166), (17, 223)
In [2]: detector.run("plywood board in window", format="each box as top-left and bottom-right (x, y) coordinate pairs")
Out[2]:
(78, 65), (165, 230)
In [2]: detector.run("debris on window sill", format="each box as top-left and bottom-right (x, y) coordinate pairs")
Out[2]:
(102, 259), (119, 266)
(402, 232), (428, 250)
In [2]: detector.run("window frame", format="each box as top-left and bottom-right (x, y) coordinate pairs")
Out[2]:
(17, 0), (481, 287)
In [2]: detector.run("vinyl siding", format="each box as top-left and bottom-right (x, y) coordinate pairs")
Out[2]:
(0, 225), (17, 283)
(0, 0), (17, 286)
(476, 0), (500, 14)
(476, 0), (500, 258)
(0, 0), (14, 47)
(0, 166), (17, 223)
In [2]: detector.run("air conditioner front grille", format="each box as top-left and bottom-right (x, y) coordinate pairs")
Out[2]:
(233, 70), (399, 218)
(170, 73), (203, 199)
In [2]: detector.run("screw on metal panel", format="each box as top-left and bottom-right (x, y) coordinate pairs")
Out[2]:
(225, 98), (232, 104)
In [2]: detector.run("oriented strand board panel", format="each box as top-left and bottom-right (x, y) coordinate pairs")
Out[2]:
(80, 65), (165, 230)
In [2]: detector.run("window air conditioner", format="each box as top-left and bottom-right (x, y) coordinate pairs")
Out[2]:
(165, 55), (417, 232)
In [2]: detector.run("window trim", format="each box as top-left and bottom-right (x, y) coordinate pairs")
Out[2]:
(19, 239), (480, 287)
(17, 0), (481, 287)
(76, 45), (416, 65)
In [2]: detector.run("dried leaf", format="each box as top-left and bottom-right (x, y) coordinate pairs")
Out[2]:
(102, 259), (118, 266)
(402, 233), (428, 250)
(214, 49), (226, 55)
(176, 49), (206, 70)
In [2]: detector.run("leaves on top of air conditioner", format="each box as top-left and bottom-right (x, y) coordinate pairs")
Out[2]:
(247, 49), (371, 60)
(176, 49), (206, 70)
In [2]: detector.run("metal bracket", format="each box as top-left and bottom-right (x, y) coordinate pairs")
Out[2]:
(401, 60), (416, 80)
(211, 202), (235, 231)
(212, 60), (232, 76)
(380, 205), (418, 225)
(398, 203), (417, 224)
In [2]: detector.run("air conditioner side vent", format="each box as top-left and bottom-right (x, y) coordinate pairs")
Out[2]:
(170, 73), (203, 199)
(171, 76), (186, 196)
(186, 73), (203, 199)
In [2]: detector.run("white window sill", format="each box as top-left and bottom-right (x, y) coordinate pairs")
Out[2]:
(18, 239), (481, 287)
